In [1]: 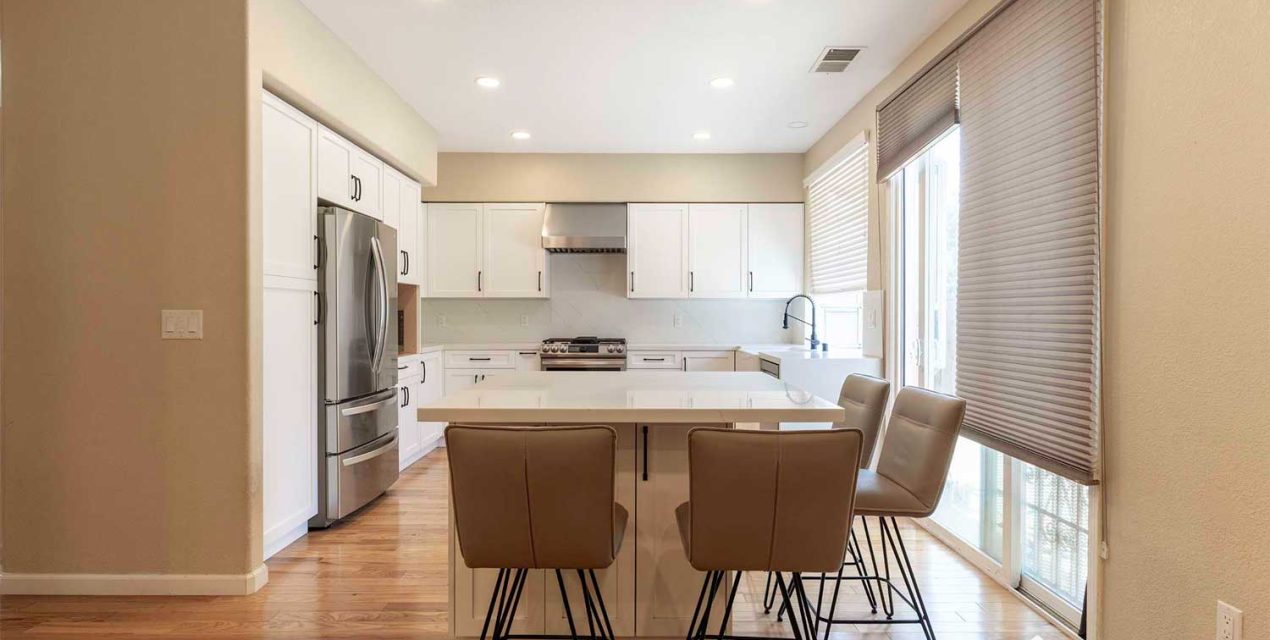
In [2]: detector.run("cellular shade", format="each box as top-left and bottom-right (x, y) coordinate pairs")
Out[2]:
(956, 0), (1102, 485)
(807, 138), (869, 294)
(877, 53), (960, 180)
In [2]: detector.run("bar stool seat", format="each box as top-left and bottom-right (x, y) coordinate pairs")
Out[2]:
(853, 470), (930, 517)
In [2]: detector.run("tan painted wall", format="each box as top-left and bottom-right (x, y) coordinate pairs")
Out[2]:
(1, 0), (256, 575)
(1102, 0), (1270, 636)
(424, 153), (805, 203)
(251, 0), (439, 185)
(803, 0), (1002, 291)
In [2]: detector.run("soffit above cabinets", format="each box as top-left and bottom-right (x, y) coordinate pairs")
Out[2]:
(297, 0), (969, 153)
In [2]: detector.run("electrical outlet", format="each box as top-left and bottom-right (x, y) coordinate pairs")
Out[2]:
(673, 313), (682, 328)
(1218, 601), (1242, 640)
(438, 315), (448, 328)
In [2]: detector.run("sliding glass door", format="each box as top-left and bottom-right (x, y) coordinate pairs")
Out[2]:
(891, 127), (1089, 627)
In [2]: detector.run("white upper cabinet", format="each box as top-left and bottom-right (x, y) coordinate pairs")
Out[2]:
(399, 184), (422, 285)
(747, 203), (804, 299)
(423, 203), (548, 299)
(627, 203), (690, 299)
(483, 203), (548, 297)
(381, 167), (422, 286)
(688, 204), (748, 298)
(262, 93), (318, 282)
(317, 126), (383, 220)
(426, 203), (484, 297)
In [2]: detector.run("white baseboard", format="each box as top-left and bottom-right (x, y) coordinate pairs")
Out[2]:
(264, 520), (309, 560)
(0, 564), (268, 596)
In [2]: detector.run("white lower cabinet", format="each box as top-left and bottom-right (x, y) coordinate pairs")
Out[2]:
(445, 369), (506, 394)
(515, 350), (541, 372)
(682, 351), (736, 371)
(419, 352), (445, 448)
(397, 372), (422, 470)
(263, 276), (318, 559)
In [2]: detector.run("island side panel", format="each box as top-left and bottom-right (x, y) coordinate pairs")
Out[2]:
(634, 422), (733, 637)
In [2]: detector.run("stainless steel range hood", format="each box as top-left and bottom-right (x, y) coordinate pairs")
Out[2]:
(541, 203), (627, 253)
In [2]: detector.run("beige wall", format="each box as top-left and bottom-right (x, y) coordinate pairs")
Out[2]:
(1, 0), (256, 575)
(803, 0), (1001, 291)
(251, 0), (439, 185)
(424, 153), (805, 203)
(1102, 0), (1270, 637)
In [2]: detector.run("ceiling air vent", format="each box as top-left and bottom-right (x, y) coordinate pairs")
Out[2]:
(810, 47), (862, 73)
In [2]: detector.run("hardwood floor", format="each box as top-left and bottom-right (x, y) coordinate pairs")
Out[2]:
(1, 449), (1069, 639)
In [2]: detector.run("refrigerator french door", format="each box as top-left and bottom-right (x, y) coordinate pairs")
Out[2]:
(311, 206), (399, 528)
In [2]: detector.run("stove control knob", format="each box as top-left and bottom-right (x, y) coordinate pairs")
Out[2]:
(606, 345), (615, 353)
(616, 345), (625, 353)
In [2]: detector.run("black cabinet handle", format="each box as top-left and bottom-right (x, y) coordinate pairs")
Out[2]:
(642, 425), (649, 481)
(400, 387), (407, 408)
(404, 251), (410, 275)
(401, 250), (408, 275)
(538, 270), (542, 292)
(749, 271), (754, 292)
(643, 357), (666, 362)
(350, 176), (356, 201)
(405, 386), (410, 406)
(469, 357), (491, 361)
(477, 270), (482, 292)
(422, 361), (426, 384)
(356, 176), (363, 201)
(313, 291), (321, 325)
(630, 271), (635, 293)
(314, 235), (322, 270)
(690, 271), (694, 293)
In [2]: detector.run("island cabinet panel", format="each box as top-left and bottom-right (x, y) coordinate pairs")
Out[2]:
(452, 559), (548, 637)
(544, 423), (637, 637)
(634, 424), (731, 637)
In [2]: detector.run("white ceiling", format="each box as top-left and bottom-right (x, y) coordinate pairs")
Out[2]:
(298, 0), (967, 153)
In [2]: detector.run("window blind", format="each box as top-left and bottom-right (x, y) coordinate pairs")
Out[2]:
(807, 138), (869, 294)
(876, 53), (960, 180)
(956, 0), (1102, 485)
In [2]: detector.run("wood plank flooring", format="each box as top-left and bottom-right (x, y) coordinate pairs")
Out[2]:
(1, 448), (1070, 639)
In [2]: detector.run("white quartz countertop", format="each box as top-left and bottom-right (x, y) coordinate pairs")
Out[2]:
(417, 371), (845, 424)
(755, 347), (879, 363)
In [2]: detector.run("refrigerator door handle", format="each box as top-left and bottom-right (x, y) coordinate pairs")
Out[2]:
(368, 235), (389, 373)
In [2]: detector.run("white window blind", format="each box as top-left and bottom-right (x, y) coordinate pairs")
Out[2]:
(807, 138), (869, 294)
(876, 53), (960, 180)
(956, 0), (1102, 485)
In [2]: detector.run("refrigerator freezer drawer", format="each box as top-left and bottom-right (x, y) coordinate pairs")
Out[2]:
(330, 430), (399, 520)
(326, 388), (399, 454)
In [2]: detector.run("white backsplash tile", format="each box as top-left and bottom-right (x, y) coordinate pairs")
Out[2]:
(422, 254), (798, 344)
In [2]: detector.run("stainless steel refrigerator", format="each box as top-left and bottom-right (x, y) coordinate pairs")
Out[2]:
(311, 206), (399, 528)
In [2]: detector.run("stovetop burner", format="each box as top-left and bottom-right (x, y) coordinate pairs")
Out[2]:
(541, 336), (627, 357)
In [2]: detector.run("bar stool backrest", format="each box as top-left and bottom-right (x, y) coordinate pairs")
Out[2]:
(834, 373), (892, 467)
(686, 428), (863, 573)
(875, 387), (967, 517)
(446, 425), (617, 570)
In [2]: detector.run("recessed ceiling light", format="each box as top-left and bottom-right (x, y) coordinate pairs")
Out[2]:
(693, 131), (712, 140)
(710, 77), (735, 89)
(787, 121), (809, 129)
(511, 130), (531, 140)
(475, 76), (501, 89)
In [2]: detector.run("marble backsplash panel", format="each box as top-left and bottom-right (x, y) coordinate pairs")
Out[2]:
(421, 254), (799, 344)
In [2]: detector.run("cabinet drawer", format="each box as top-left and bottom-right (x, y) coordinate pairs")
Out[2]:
(396, 359), (423, 379)
(627, 351), (682, 369)
(446, 350), (516, 369)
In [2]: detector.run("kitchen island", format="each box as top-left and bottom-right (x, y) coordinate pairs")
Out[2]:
(418, 371), (845, 639)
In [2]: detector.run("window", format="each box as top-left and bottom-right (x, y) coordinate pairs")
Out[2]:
(814, 291), (863, 350)
(892, 126), (1089, 628)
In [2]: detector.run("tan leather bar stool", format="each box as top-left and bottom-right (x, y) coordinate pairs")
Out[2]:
(761, 373), (892, 619)
(676, 428), (864, 640)
(446, 425), (628, 640)
(823, 386), (966, 640)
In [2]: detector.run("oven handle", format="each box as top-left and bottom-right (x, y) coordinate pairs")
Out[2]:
(541, 358), (627, 370)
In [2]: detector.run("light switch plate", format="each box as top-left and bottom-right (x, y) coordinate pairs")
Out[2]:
(161, 309), (204, 340)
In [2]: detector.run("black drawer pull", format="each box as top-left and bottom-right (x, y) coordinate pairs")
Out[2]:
(642, 425), (649, 481)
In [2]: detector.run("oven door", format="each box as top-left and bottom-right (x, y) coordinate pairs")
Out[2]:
(541, 358), (627, 372)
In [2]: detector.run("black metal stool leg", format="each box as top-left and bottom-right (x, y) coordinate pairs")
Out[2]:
(850, 528), (879, 613)
(862, 517), (893, 617)
(481, 568), (508, 640)
(887, 517), (936, 640)
(774, 573), (803, 640)
(555, 569), (579, 639)
(686, 571), (712, 639)
(587, 569), (616, 640)
(761, 571), (778, 614)
(695, 571), (724, 640)
(713, 571), (742, 639)
(576, 569), (599, 639)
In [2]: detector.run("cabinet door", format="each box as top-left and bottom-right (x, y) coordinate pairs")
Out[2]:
(688, 204), (748, 298)
(634, 424), (731, 636)
(351, 149), (383, 220)
(427, 203), (483, 297)
(747, 203), (804, 299)
(483, 203), (548, 298)
(397, 374), (422, 470)
(381, 166), (403, 230)
(317, 126), (356, 209)
(419, 352), (445, 447)
(399, 181), (422, 285)
(628, 203), (690, 299)
(262, 93), (318, 281)
(544, 423), (637, 637)
(682, 351), (736, 371)
(263, 277), (318, 557)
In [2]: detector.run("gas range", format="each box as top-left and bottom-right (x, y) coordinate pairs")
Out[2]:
(539, 336), (627, 371)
